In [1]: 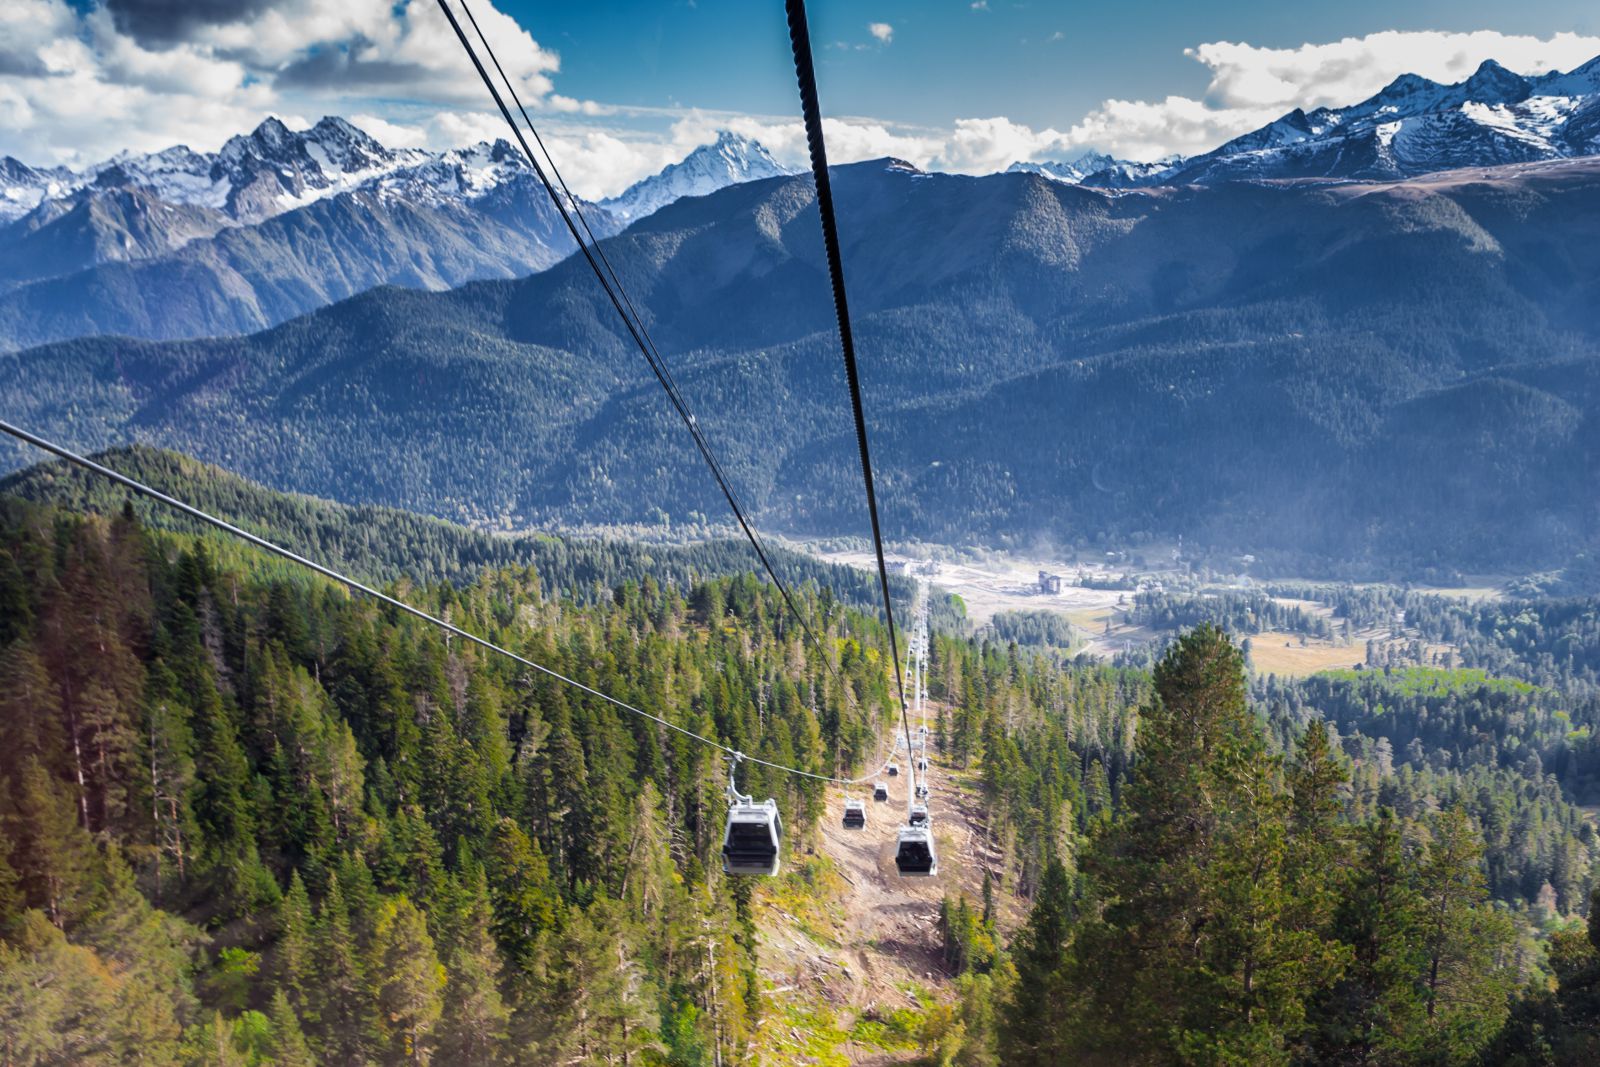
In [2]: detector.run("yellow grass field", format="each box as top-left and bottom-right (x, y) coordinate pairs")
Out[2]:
(1247, 632), (1366, 677)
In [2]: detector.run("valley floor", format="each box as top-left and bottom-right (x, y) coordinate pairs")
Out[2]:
(808, 544), (1500, 678)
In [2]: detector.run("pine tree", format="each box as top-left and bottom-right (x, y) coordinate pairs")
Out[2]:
(1060, 627), (1344, 1062)
(186, 1011), (253, 1066)
(998, 859), (1072, 1065)
(277, 870), (315, 1015)
(1416, 806), (1517, 1063)
(6, 758), (100, 928)
(0, 641), (66, 779)
(1314, 808), (1427, 1065)
(141, 661), (199, 898)
(370, 895), (445, 1066)
(486, 818), (557, 973)
(311, 873), (371, 1066)
(436, 866), (511, 1067)
(266, 988), (317, 1067)
(0, 829), (23, 939)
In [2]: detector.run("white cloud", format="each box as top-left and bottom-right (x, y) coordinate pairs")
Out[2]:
(869, 22), (893, 45)
(970, 2), (988, 10)
(1066, 96), (1277, 161)
(1190, 30), (1600, 111)
(0, 0), (587, 165)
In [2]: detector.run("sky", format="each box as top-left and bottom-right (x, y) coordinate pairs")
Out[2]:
(3, 0), (1599, 198)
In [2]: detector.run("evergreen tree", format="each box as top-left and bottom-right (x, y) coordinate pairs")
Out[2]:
(1415, 806), (1516, 1063)
(435, 866), (511, 1067)
(997, 859), (1072, 1065)
(266, 988), (317, 1067)
(6, 758), (100, 928)
(370, 895), (445, 1066)
(311, 873), (371, 1066)
(276, 870), (315, 1015)
(1313, 808), (1427, 1065)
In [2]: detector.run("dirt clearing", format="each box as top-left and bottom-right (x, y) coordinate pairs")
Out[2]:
(750, 731), (1014, 1065)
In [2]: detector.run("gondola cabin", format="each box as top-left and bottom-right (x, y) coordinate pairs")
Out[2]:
(842, 800), (866, 829)
(722, 798), (782, 876)
(909, 803), (929, 827)
(873, 782), (890, 802)
(915, 783), (929, 799)
(887, 761), (899, 777)
(895, 824), (938, 877)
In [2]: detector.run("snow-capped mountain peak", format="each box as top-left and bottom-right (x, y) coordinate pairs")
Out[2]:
(1006, 150), (1117, 184)
(0, 157), (77, 222)
(1007, 150), (1183, 189)
(1163, 50), (1600, 185)
(600, 131), (798, 222)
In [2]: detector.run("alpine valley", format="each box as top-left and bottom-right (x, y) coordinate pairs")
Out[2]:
(5, 53), (1600, 583)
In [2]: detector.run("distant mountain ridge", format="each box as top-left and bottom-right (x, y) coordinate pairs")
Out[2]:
(0, 120), (792, 351)
(1166, 55), (1600, 184)
(1011, 52), (1600, 187)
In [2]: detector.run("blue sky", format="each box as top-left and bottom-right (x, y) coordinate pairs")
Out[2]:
(501, 0), (1600, 131)
(3, 0), (1599, 197)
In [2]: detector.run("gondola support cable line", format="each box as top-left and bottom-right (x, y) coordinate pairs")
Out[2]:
(785, 0), (937, 877)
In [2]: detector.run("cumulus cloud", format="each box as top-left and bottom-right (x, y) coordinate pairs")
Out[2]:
(0, 0), (580, 165)
(868, 23), (893, 45)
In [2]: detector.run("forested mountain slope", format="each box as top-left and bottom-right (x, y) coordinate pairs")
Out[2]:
(6, 157), (1600, 576)
(0, 445), (892, 610)
(4, 470), (1600, 1062)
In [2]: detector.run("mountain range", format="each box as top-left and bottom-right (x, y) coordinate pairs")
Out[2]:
(0, 120), (790, 352)
(6, 52), (1600, 357)
(1015, 53), (1600, 187)
(6, 151), (1599, 580)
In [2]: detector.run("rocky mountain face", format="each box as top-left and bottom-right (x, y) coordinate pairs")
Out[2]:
(0, 120), (801, 350)
(1166, 57), (1600, 184)
(0, 120), (616, 350)
(600, 131), (798, 221)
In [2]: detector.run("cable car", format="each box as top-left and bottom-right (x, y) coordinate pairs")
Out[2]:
(909, 803), (929, 827)
(917, 757), (928, 772)
(887, 761), (899, 777)
(722, 798), (782, 876)
(873, 782), (889, 802)
(842, 799), (866, 828)
(915, 783), (929, 800)
(894, 824), (937, 877)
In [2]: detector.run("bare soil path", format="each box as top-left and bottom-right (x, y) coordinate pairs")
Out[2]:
(750, 727), (1017, 1065)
